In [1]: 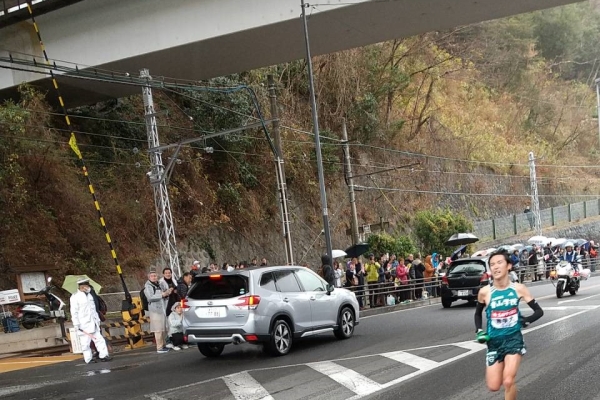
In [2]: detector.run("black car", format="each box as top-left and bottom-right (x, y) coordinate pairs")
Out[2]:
(440, 257), (490, 308)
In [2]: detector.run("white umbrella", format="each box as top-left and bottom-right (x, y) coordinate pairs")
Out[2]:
(332, 249), (347, 258)
(552, 238), (567, 247)
(528, 236), (548, 245)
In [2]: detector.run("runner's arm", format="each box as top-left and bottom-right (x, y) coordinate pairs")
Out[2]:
(474, 286), (489, 332)
(517, 283), (543, 325)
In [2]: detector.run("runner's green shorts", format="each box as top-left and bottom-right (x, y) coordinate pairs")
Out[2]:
(485, 331), (526, 367)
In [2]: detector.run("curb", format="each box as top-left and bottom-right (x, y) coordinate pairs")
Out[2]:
(360, 297), (441, 317)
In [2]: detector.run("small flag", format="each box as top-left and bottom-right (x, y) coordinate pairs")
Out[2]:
(69, 133), (82, 159)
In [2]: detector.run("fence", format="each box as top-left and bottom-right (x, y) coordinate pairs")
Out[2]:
(473, 199), (600, 242)
(99, 291), (140, 313)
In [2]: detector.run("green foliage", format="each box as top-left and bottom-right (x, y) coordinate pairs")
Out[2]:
(217, 182), (242, 211)
(413, 209), (473, 255)
(367, 232), (416, 258)
(238, 160), (259, 188)
(347, 92), (380, 142)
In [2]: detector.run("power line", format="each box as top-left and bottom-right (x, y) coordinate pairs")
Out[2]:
(355, 185), (600, 198)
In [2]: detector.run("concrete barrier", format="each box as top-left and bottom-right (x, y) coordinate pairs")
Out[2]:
(0, 323), (68, 355)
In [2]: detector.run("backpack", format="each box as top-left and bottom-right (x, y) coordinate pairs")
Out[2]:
(140, 285), (156, 311)
(97, 296), (108, 321)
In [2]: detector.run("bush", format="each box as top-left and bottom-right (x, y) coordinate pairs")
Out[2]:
(413, 209), (473, 256)
(367, 232), (416, 259)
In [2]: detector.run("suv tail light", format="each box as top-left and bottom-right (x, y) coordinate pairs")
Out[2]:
(180, 298), (190, 310)
(235, 295), (261, 310)
(441, 275), (449, 285)
(480, 272), (490, 283)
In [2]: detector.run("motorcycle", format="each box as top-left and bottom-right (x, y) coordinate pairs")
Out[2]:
(15, 277), (66, 329)
(554, 260), (581, 298)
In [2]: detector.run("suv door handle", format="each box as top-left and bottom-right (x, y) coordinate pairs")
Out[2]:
(310, 296), (316, 301)
(283, 297), (289, 303)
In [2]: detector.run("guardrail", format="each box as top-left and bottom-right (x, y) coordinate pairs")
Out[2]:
(473, 199), (600, 242)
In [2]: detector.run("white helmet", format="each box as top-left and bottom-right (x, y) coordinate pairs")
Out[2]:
(564, 242), (574, 248)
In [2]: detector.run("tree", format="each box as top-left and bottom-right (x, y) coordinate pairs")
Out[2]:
(367, 232), (416, 259)
(413, 209), (473, 256)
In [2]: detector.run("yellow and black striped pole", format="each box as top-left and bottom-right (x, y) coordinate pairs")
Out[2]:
(26, 2), (133, 310)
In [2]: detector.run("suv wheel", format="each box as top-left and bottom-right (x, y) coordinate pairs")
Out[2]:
(334, 307), (355, 340)
(267, 319), (292, 356)
(197, 343), (225, 358)
(442, 298), (453, 308)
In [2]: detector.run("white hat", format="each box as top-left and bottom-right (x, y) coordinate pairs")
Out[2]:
(193, 260), (200, 265)
(77, 278), (90, 285)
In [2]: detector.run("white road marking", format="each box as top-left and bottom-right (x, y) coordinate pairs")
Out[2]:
(542, 305), (600, 311)
(0, 382), (66, 397)
(222, 371), (274, 400)
(308, 361), (382, 396)
(381, 351), (438, 370)
(558, 293), (600, 304)
(146, 302), (600, 400)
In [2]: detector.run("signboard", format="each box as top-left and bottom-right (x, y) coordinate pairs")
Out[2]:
(19, 272), (46, 293)
(68, 328), (83, 354)
(0, 289), (21, 305)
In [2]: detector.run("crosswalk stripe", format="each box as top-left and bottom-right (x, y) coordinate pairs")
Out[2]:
(222, 372), (274, 400)
(453, 341), (487, 352)
(308, 361), (383, 396)
(380, 351), (439, 370)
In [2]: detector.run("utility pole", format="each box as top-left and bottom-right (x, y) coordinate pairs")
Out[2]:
(268, 74), (294, 265)
(141, 69), (181, 277)
(595, 78), (600, 150)
(528, 151), (542, 236)
(341, 118), (359, 245)
(301, 0), (333, 260)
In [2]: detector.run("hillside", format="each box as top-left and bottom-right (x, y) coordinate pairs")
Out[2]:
(1, 2), (600, 291)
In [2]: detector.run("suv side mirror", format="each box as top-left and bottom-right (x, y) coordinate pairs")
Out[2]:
(326, 284), (334, 294)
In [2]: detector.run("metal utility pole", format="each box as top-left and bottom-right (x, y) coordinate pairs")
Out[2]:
(341, 118), (359, 245)
(595, 78), (600, 150)
(141, 69), (181, 277)
(268, 74), (294, 265)
(528, 151), (542, 236)
(301, 0), (333, 260)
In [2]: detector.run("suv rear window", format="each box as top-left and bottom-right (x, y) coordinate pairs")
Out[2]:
(188, 275), (249, 300)
(448, 262), (486, 275)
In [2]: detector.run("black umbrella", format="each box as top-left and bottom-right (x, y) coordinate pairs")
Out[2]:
(446, 233), (479, 246)
(344, 243), (370, 258)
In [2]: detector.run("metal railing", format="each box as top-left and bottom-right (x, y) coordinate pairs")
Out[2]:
(473, 199), (600, 242)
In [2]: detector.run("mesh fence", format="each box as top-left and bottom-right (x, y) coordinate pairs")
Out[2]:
(473, 200), (600, 242)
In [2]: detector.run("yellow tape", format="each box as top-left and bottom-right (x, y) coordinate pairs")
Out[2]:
(94, 201), (100, 210)
(99, 217), (105, 227)
(117, 265), (122, 274)
(105, 233), (111, 243)
(52, 79), (58, 89)
(65, 115), (70, 125)
(27, 4), (32, 14)
(89, 185), (94, 194)
(111, 249), (117, 259)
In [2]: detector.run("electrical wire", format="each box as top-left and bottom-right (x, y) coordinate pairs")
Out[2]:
(354, 185), (600, 198)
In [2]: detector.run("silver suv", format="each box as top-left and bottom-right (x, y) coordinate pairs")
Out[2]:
(182, 266), (360, 357)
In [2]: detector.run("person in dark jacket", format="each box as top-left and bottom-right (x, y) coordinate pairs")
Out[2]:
(320, 254), (335, 287)
(412, 254), (425, 300)
(177, 272), (192, 299)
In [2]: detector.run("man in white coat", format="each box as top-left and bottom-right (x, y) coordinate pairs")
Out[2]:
(70, 279), (112, 363)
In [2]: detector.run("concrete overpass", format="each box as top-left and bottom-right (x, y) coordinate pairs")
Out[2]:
(0, 0), (583, 106)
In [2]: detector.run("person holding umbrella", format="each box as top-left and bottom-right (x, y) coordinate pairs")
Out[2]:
(70, 279), (112, 363)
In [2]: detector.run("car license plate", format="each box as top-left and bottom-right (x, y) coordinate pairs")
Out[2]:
(198, 307), (226, 318)
(458, 290), (469, 297)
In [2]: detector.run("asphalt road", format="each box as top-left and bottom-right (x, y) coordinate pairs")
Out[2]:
(2, 278), (600, 400)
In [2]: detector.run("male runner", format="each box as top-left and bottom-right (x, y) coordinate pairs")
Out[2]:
(474, 249), (544, 400)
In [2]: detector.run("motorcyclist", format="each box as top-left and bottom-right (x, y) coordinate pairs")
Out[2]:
(560, 242), (580, 271)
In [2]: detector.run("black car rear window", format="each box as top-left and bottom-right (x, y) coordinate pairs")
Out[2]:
(188, 275), (249, 300)
(448, 262), (486, 275)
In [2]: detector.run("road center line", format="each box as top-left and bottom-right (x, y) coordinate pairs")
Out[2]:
(558, 293), (600, 304)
